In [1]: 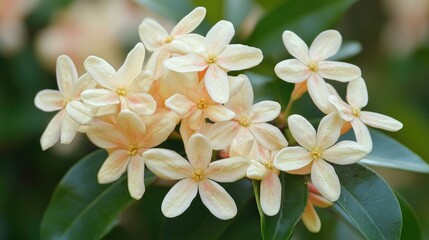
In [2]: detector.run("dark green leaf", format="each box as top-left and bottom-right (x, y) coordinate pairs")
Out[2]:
(334, 163), (402, 240)
(255, 173), (308, 240)
(40, 150), (156, 240)
(247, 0), (357, 58)
(396, 192), (422, 240)
(192, 0), (224, 24)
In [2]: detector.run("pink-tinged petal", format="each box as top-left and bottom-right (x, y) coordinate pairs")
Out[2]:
(126, 93), (157, 116)
(282, 31), (311, 64)
(249, 101), (281, 123)
(145, 48), (170, 80)
(160, 70), (199, 98)
(287, 114), (316, 150)
(188, 109), (204, 130)
(307, 74), (334, 114)
(141, 110), (177, 148)
(249, 123), (288, 150)
(199, 179), (237, 220)
(323, 140), (368, 165)
(205, 121), (240, 150)
(186, 133), (212, 170)
(309, 192), (333, 208)
(40, 111), (63, 150)
(60, 114), (80, 144)
(133, 71), (153, 93)
(117, 43), (146, 86)
(56, 55), (78, 94)
(274, 59), (310, 83)
(288, 163), (312, 175)
(217, 44), (263, 71)
(98, 150), (129, 183)
(87, 121), (128, 149)
(359, 111), (403, 131)
(226, 75), (253, 118)
(84, 56), (118, 90)
(164, 54), (207, 72)
(162, 178), (198, 218)
(317, 112), (343, 150)
(309, 30), (342, 62)
(351, 118), (372, 152)
(260, 172), (281, 216)
(204, 64), (229, 104)
(206, 156), (249, 182)
(165, 93), (196, 118)
(206, 20), (234, 55)
(274, 146), (312, 171)
(230, 133), (255, 157)
(66, 100), (93, 125)
(71, 73), (97, 98)
(172, 34), (206, 54)
(228, 75), (245, 98)
(347, 77), (368, 109)
(117, 110), (146, 143)
(311, 160), (340, 202)
(127, 155), (146, 199)
(318, 61), (361, 82)
(247, 160), (268, 180)
(81, 89), (119, 107)
(328, 95), (353, 122)
(302, 202), (321, 233)
(143, 148), (193, 180)
(138, 18), (169, 51)
(34, 89), (63, 112)
(206, 105), (235, 122)
(171, 6), (206, 36)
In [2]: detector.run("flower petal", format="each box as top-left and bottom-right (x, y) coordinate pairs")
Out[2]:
(347, 77), (368, 109)
(328, 95), (353, 122)
(138, 18), (169, 51)
(141, 110), (178, 148)
(274, 59), (310, 83)
(127, 155), (146, 199)
(84, 56), (118, 89)
(117, 43), (146, 86)
(247, 160), (268, 180)
(249, 123), (288, 150)
(309, 30), (342, 62)
(350, 118), (372, 152)
(186, 133), (212, 170)
(206, 20), (234, 55)
(307, 74), (334, 114)
(81, 89), (119, 107)
(323, 140), (368, 165)
(225, 75), (253, 118)
(318, 61), (361, 82)
(34, 89), (63, 112)
(274, 146), (312, 171)
(87, 121), (127, 149)
(287, 114), (316, 150)
(40, 111), (63, 150)
(56, 55), (78, 94)
(359, 111), (403, 131)
(316, 112), (343, 149)
(98, 150), (129, 184)
(165, 93), (196, 118)
(228, 74), (245, 97)
(302, 202), (321, 233)
(204, 64), (229, 103)
(206, 105), (235, 122)
(162, 178), (198, 218)
(217, 44), (263, 71)
(164, 54), (207, 72)
(126, 92), (157, 116)
(205, 121), (240, 150)
(117, 110), (146, 143)
(249, 100), (281, 123)
(60, 114), (80, 144)
(311, 160), (340, 202)
(260, 172), (282, 216)
(199, 179), (237, 220)
(171, 7), (206, 36)
(206, 156), (249, 182)
(66, 100), (93, 125)
(143, 148), (192, 180)
(282, 30), (310, 64)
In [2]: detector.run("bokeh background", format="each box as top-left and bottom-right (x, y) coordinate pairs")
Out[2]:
(1, 0), (428, 239)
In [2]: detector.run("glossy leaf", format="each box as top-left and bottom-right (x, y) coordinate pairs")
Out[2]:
(255, 173), (308, 240)
(334, 163), (402, 240)
(247, 0), (357, 58)
(40, 150), (156, 240)
(396, 192), (422, 240)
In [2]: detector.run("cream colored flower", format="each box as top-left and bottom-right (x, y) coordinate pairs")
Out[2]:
(301, 182), (333, 233)
(143, 133), (249, 220)
(34, 55), (95, 150)
(274, 113), (367, 202)
(86, 109), (177, 199)
(164, 20), (263, 103)
(81, 43), (156, 115)
(329, 78), (403, 151)
(274, 30), (361, 113)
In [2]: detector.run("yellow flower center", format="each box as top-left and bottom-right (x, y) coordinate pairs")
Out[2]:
(128, 144), (138, 156)
(309, 62), (318, 72)
(62, 97), (71, 107)
(264, 161), (274, 170)
(311, 148), (322, 160)
(197, 98), (207, 109)
(239, 118), (251, 127)
(206, 56), (216, 64)
(192, 169), (205, 182)
(116, 87), (127, 96)
(165, 36), (173, 43)
(352, 107), (361, 117)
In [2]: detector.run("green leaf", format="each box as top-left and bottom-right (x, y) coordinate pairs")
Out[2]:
(343, 129), (429, 173)
(255, 173), (308, 240)
(247, 0), (357, 58)
(136, 0), (193, 22)
(396, 192), (422, 240)
(329, 41), (362, 60)
(334, 163), (402, 240)
(40, 150), (156, 240)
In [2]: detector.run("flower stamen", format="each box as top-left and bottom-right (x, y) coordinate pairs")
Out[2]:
(116, 87), (127, 96)
(165, 36), (173, 43)
(308, 62), (318, 72)
(207, 56), (216, 64)
(128, 144), (138, 156)
(311, 148), (322, 160)
(352, 108), (360, 117)
(239, 118), (251, 127)
(192, 169), (205, 182)
(197, 98), (207, 109)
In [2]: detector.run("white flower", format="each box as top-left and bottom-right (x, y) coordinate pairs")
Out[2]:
(274, 113), (368, 202)
(142, 133), (249, 220)
(164, 20), (263, 103)
(274, 30), (361, 113)
(329, 77), (403, 151)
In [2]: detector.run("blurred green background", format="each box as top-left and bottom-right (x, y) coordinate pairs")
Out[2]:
(1, 0), (428, 239)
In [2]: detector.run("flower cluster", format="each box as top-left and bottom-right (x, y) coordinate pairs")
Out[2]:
(35, 7), (403, 232)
